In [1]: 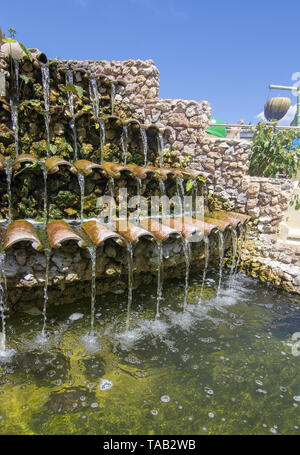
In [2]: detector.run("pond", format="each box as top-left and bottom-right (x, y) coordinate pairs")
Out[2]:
(0, 272), (299, 435)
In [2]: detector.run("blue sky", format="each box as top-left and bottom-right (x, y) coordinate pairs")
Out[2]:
(1, 0), (300, 124)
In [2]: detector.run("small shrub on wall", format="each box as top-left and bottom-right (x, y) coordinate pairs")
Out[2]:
(249, 121), (300, 178)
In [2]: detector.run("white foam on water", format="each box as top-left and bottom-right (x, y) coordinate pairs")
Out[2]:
(99, 378), (113, 391)
(81, 333), (101, 353)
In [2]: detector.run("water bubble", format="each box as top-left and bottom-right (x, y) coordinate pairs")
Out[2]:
(151, 410), (158, 416)
(256, 389), (267, 394)
(91, 402), (98, 408)
(270, 427), (277, 434)
(208, 412), (215, 418)
(204, 387), (214, 395)
(99, 379), (113, 391)
(293, 396), (300, 402)
(161, 395), (170, 403)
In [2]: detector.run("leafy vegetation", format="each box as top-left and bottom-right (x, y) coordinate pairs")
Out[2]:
(249, 121), (300, 178)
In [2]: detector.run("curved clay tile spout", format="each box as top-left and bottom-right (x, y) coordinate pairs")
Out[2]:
(12, 154), (38, 171)
(153, 168), (181, 181)
(74, 160), (107, 177)
(204, 216), (232, 232)
(211, 210), (250, 226)
(126, 164), (156, 180)
(180, 168), (207, 181)
(139, 218), (181, 241)
(3, 220), (43, 251)
(45, 157), (77, 175)
(123, 118), (141, 128)
(162, 217), (203, 240)
(82, 220), (124, 246)
(116, 221), (154, 244)
(47, 221), (86, 249)
(101, 162), (134, 179)
(183, 216), (218, 237)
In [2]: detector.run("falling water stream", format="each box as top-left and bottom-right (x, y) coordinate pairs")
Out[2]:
(125, 242), (134, 332)
(108, 176), (115, 223)
(111, 82), (116, 115)
(0, 253), (7, 355)
(77, 171), (85, 222)
(136, 177), (142, 222)
(176, 177), (185, 200)
(41, 63), (51, 153)
(230, 227), (238, 276)
(66, 70), (78, 161)
(234, 225), (244, 274)
(10, 59), (19, 157)
(156, 239), (164, 318)
(89, 76), (100, 118)
(88, 76), (105, 162)
(121, 125), (128, 165)
(39, 248), (50, 343)
(157, 132), (164, 167)
(99, 119), (105, 163)
(198, 236), (210, 304)
(182, 238), (191, 310)
(217, 231), (225, 295)
(87, 246), (97, 337)
(5, 159), (13, 221)
(42, 163), (48, 225)
(140, 128), (148, 166)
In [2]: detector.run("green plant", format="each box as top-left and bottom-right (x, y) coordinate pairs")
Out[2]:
(2, 28), (33, 62)
(249, 121), (300, 178)
(290, 193), (300, 211)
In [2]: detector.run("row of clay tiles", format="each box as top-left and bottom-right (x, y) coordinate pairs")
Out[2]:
(1, 46), (127, 95)
(0, 154), (212, 182)
(1, 212), (249, 252)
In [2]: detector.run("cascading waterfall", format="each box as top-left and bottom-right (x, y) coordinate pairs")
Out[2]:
(125, 242), (134, 332)
(66, 70), (78, 161)
(111, 82), (116, 115)
(87, 245), (97, 336)
(157, 132), (164, 167)
(121, 125), (128, 165)
(5, 159), (13, 221)
(156, 239), (164, 318)
(198, 236), (210, 304)
(77, 171), (85, 222)
(10, 59), (19, 157)
(41, 63), (51, 153)
(140, 128), (148, 166)
(182, 238), (191, 310)
(217, 231), (225, 295)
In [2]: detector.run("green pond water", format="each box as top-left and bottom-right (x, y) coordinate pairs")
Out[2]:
(0, 272), (299, 435)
